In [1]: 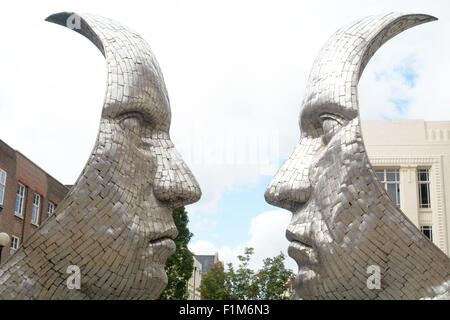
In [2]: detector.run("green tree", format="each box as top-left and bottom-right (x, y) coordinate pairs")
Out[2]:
(254, 252), (294, 300)
(199, 262), (230, 299)
(159, 207), (194, 300)
(199, 247), (294, 300)
(226, 247), (258, 300)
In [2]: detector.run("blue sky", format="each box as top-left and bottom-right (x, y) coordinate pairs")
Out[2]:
(190, 170), (281, 249)
(1, 0), (450, 272)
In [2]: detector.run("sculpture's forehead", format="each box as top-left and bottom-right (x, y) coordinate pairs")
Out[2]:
(299, 13), (436, 132)
(47, 12), (172, 130)
(85, 14), (172, 129)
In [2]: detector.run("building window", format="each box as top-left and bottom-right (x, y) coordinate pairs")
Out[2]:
(47, 201), (56, 217)
(418, 168), (431, 209)
(10, 235), (19, 255)
(420, 225), (433, 241)
(31, 193), (41, 225)
(375, 169), (400, 207)
(0, 168), (6, 206)
(15, 183), (26, 217)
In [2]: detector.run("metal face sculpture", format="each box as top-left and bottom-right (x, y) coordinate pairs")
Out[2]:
(265, 13), (450, 299)
(0, 12), (201, 299)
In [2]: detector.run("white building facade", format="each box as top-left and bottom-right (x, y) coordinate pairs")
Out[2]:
(362, 120), (450, 256)
(187, 256), (202, 300)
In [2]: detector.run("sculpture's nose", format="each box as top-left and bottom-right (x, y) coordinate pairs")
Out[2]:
(264, 137), (321, 211)
(153, 143), (201, 209)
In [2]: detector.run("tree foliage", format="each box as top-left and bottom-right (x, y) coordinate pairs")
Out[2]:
(198, 261), (228, 299)
(225, 247), (258, 299)
(255, 253), (294, 299)
(199, 247), (294, 300)
(159, 207), (194, 300)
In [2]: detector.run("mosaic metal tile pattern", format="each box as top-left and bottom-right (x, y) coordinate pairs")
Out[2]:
(265, 13), (450, 299)
(0, 12), (201, 299)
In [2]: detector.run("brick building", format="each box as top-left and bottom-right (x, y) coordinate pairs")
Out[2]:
(0, 139), (69, 263)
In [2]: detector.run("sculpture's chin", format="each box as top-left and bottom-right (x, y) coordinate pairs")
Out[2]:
(126, 263), (169, 299)
(145, 239), (176, 297)
(147, 266), (169, 299)
(293, 267), (317, 297)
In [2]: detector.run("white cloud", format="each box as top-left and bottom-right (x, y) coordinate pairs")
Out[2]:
(359, 56), (416, 120)
(189, 209), (297, 272)
(358, 15), (450, 122)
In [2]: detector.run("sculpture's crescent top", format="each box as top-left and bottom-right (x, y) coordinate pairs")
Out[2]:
(300, 13), (437, 132)
(46, 12), (171, 130)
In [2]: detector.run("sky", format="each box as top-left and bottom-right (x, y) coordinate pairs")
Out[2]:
(0, 0), (450, 272)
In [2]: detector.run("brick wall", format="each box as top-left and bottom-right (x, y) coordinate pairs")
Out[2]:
(0, 140), (69, 263)
(0, 140), (19, 263)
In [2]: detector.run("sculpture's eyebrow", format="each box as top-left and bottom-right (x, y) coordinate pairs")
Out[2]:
(117, 111), (144, 121)
(319, 113), (345, 125)
(300, 103), (355, 133)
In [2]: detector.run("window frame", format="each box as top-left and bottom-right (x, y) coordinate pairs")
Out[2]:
(10, 235), (20, 255)
(15, 183), (26, 218)
(420, 225), (433, 241)
(0, 168), (6, 206)
(47, 201), (56, 217)
(31, 193), (41, 226)
(375, 168), (401, 208)
(418, 168), (431, 209)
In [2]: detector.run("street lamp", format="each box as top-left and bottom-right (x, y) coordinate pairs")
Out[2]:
(0, 232), (10, 264)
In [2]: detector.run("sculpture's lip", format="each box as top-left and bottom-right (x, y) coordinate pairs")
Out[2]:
(148, 225), (178, 245)
(148, 237), (176, 262)
(288, 241), (316, 267)
(286, 229), (313, 248)
(149, 236), (175, 244)
(290, 239), (313, 248)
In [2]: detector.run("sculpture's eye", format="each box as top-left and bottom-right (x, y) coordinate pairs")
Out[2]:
(119, 113), (143, 135)
(320, 114), (343, 145)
